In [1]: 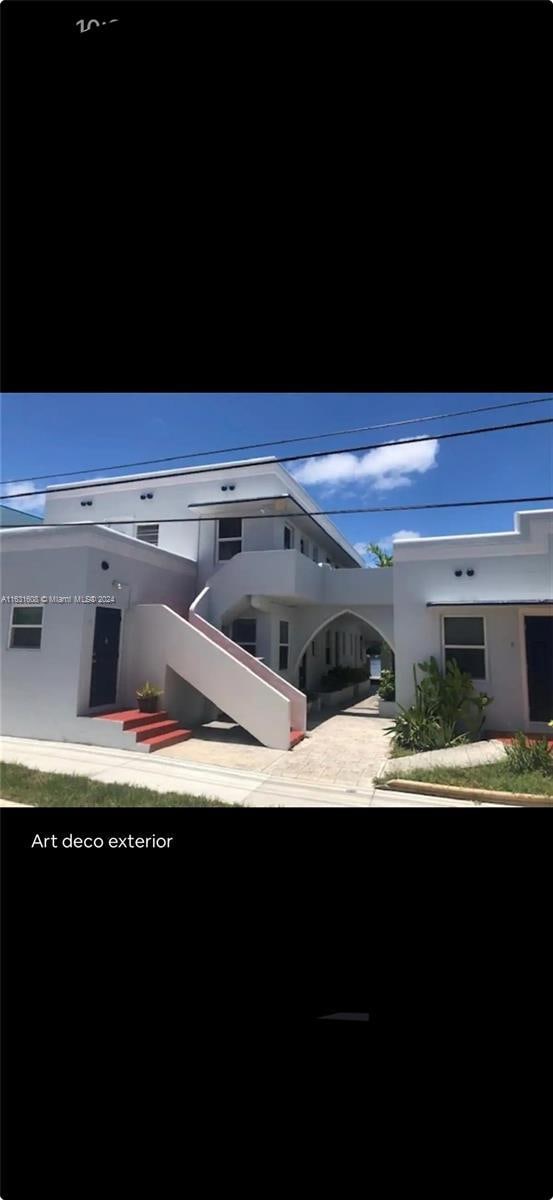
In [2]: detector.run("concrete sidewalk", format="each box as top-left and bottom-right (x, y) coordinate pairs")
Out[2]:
(0, 736), (506, 807)
(377, 738), (508, 778)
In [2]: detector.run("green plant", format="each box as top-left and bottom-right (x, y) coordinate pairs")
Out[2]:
(366, 543), (393, 567)
(505, 732), (553, 776)
(319, 666), (370, 692)
(378, 670), (395, 701)
(387, 657), (493, 753)
(136, 681), (163, 699)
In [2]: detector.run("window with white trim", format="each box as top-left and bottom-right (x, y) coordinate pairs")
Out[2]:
(233, 618), (256, 656)
(325, 629), (331, 665)
(443, 616), (486, 680)
(312, 544), (318, 562)
(300, 537), (309, 556)
(9, 605), (43, 648)
(279, 621), (289, 670)
(218, 517), (242, 561)
(283, 524), (294, 550)
(136, 523), (159, 546)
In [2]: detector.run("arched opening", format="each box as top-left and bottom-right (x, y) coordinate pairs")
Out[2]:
(293, 609), (394, 700)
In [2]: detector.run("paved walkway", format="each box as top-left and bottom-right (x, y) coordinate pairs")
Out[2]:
(161, 693), (393, 788)
(0, 732), (509, 807)
(378, 738), (508, 779)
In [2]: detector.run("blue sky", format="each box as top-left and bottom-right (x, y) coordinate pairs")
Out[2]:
(1, 393), (552, 556)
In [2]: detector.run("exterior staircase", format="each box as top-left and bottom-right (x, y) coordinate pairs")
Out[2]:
(94, 708), (193, 753)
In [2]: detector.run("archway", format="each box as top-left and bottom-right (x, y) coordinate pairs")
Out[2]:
(292, 607), (394, 677)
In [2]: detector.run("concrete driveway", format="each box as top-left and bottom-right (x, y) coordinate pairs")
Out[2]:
(161, 693), (393, 788)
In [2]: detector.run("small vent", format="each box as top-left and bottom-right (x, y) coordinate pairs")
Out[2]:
(136, 523), (159, 546)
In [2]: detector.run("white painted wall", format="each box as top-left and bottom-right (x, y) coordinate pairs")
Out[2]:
(0, 527), (196, 744)
(393, 510), (553, 731)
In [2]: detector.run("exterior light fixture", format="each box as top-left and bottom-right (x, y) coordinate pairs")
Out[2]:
(466, 568), (475, 577)
(454, 569), (463, 577)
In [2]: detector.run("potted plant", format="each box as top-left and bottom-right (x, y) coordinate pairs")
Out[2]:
(378, 669), (396, 717)
(136, 681), (163, 713)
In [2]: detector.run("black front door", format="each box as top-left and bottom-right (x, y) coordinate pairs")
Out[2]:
(524, 616), (553, 722)
(89, 607), (121, 707)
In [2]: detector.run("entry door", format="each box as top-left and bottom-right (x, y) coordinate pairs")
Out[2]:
(89, 607), (121, 707)
(524, 616), (553, 722)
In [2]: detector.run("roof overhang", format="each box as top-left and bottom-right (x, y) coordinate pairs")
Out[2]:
(427, 600), (553, 607)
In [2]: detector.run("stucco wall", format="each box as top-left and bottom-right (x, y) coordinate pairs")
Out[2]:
(0, 529), (196, 742)
(392, 511), (553, 731)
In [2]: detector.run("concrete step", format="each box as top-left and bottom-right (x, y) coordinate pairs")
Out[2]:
(289, 729), (306, 749)
(94, 709), (169, 730)
(133, 719), (181, 742)
(138, 728), (194, 752)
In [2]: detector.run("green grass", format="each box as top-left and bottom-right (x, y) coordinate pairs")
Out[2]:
(0, 761), (236, 807)
(383, 762), (553, 797)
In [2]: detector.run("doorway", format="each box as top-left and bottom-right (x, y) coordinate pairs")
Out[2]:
(89, 607), (122, 707)
(524, 616), (553, 722)
(299, 653), (307, 691)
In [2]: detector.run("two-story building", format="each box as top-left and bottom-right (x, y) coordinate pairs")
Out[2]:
(1, 456), (551, 752)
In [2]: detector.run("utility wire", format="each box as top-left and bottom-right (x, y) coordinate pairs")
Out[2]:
(3, 494), (552, 528)
(1, 395), (551, 487)
(2, 416), (552, 502)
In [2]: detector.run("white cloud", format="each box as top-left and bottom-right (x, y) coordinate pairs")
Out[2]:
(2, 481), (45, 516)
(389, 529), (421, 544)
(291, 438), (439, 491)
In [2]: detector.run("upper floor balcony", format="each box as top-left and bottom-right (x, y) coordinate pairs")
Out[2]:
(205, 549), (393, 623)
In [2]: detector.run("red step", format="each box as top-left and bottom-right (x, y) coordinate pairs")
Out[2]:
(133, 719), (182, 742)
(95, 708), (169, 730)
(289, 729), (306, 749)
(139, 728), (193, 752)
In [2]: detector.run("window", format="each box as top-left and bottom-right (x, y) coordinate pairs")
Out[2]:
(311, 639), (316, 657)
(136, 523), (159, 546)
(300, 538), (310, 556)
(10, 605), (43, 648)
(312, 544), (318, 562)
(325, 630), (331, 666)
(279, 621), (289, 670)
(443, 616), (486, 679)
(233, 618), (256, 656)
(342, 632), (346, 655)
(350, 633), (353, 655)
(218, 517), (242, 561)
(284, 525), (294, 550)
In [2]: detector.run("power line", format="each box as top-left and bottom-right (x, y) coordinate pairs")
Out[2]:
(1, 395), (551, 487)
(2, 416), (552, 503)
(3, 494), (552, 528)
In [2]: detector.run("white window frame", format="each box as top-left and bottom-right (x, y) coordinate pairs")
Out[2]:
(9, 604), (44, 649)
(279, 621), (289, 671)
(135, 522), (160, 546)
(217, 517), (242, 562)
(441, 613), (488, 682)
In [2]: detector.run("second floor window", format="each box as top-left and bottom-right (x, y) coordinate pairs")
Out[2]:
(283, 524), (294, 550)
(136, 523), (159, 546)
(218, 517), (242, 561)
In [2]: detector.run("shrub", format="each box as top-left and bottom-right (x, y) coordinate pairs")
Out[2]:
(136, 681), (163, 699)
(387, 657), (493, 753)
(378, 670), (395, 701)
(319, 666), (370, 692)
(505, 732), (553, 776)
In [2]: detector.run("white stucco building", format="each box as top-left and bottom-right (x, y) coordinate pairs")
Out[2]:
(1, 456), (551, 752)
